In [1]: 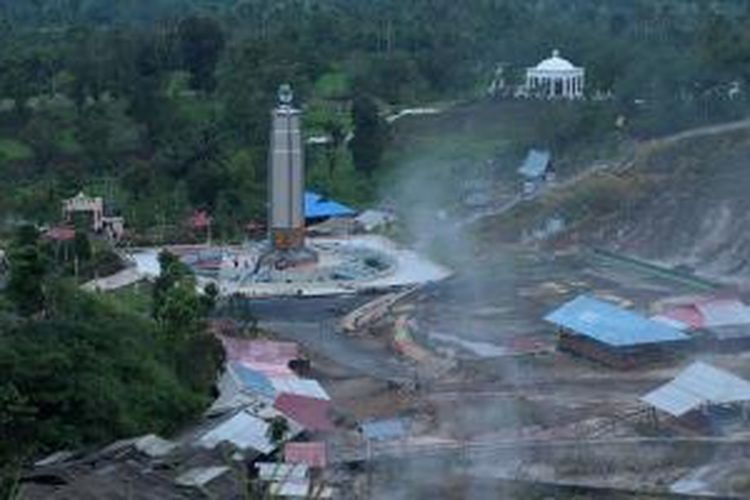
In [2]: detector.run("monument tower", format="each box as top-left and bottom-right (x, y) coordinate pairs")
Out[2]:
(259, 84), (316, 270)
(269, 83), (305, 250)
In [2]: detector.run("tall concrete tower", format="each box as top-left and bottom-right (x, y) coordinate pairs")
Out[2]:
(268, 84), (305, 251)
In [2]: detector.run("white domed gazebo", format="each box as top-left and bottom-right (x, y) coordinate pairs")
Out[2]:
(525, 49), (584, 100)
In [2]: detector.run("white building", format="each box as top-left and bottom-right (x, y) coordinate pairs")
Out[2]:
(525, 49), (585, 100)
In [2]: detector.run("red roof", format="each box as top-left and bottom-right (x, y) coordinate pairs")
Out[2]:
(45, 226), (76, 242)
(284, 442), (327, 468)
(274, 394), (334, 432)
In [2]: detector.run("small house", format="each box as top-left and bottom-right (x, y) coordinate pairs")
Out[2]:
(641, 361), (750, 434)
(518, 149), (554, 196)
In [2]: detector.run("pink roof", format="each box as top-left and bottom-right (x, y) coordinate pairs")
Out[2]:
(659, 298), (750, 329)
(284, 442), (327, 468)
(220, 336), (300, 365)
(274, 394), (334, 432)
(661, 305), (704, 329)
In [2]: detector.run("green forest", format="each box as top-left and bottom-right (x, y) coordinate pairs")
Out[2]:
(0, 224), (222, 495)
(4, 0), (750, 494)
(1, 0), (750, 239)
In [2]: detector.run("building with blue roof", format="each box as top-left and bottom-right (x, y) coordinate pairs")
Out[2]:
(304, 191), (356, 222)
(228, 362), (276, 399)
(518, 149), (552, 179)
(545, 295), (691, 368)
(518, 149), (554, 197)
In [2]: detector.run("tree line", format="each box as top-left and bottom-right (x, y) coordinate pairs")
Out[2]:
(0, 0), (749, 235)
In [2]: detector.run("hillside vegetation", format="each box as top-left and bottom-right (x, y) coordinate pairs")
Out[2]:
(0, 228), (222, 496)
(5, 0), (750, 493)
(1, 1), (750, 240)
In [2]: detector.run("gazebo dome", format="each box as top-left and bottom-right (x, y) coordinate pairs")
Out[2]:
(525, 49), (585, 100)
(535, 50), (576, 72)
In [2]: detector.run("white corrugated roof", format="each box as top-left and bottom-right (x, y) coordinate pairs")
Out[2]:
(641, 362), (750, 417)
(256, 463), (309, 481)
(207, 390), (267, 416)
(175, 466), (230, 487)
(198, 410), (275, 454)
(271, 377), (330, 400)
(697, 299), (750, 327)
(641, 384), (702, 417)
(269, 479), (311, 497)
(518, 149), (551, 178)
(133, 434), (176, 458)
(268, 481), (334, 498)
(208, 369), (270, 416)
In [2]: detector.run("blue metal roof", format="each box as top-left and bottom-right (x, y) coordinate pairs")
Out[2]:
(305, 191), (356, 219)
(544, 295), (689, 347)
(360, 418), (409, 441)
(229, 362), (275, 398)
(518, 149), (551, 178)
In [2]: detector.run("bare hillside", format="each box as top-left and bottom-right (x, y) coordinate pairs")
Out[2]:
(480, 121), (750, 283)
(584, 127), (750, 280)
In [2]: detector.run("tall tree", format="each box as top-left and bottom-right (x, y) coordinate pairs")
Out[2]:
(322, 118), (344, 178)
(349, 93), (387, 176)
(6, 225), (47, 317)
(266, 415), (289, 447)
(152, 250), (191, 319)
(177, 15), (226, 92)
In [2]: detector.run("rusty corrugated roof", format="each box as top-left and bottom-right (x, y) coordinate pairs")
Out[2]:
(274, 394), (334, 432)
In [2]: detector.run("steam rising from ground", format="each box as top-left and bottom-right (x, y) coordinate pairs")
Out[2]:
(373, 150), (531, 498)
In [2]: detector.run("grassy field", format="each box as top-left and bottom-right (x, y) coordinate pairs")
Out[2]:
(377, 100), (539, 210)
(383, 99), (622, 182)
(384, 100), (537, 168)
